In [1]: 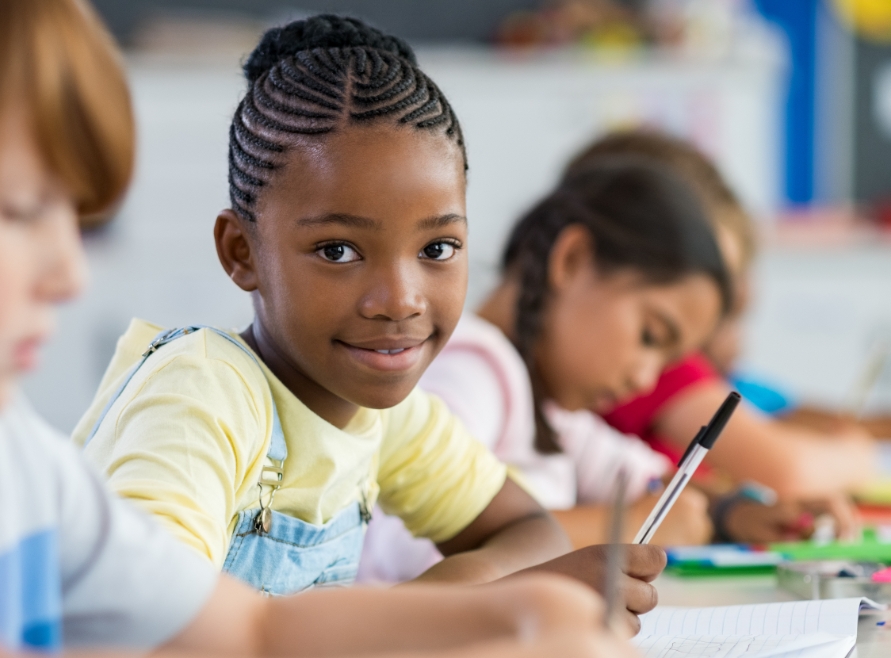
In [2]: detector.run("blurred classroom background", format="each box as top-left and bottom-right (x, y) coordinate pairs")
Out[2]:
(25, 0), (891, 432)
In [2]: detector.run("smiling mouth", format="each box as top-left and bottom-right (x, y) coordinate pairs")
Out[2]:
(336, 337), (432, 373)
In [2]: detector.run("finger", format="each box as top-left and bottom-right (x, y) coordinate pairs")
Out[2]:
(826, 497), (857, 539)
(622, 609), (642, 637)
(777, 508), (814, 538)
(768, 501), (807, 526)
(623, 545), (666, 582)
(622, 575), (658, 615)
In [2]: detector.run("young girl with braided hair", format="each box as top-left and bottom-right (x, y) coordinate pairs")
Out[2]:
(0, 3), (628, 657)
(71, 14), (664, 632)
(572, 130), (863, 542)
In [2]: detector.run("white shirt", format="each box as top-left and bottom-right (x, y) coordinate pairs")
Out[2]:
(0, 395), (217, 651)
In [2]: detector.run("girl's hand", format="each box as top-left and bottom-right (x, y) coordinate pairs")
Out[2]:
(513, 544), (666, 637)
(627, 488), (713, 546)
(722, 495), (858, 544)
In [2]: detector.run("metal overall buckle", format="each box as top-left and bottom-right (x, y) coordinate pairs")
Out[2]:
(254, 461), (284, 535)
(142, 327), (194, 358)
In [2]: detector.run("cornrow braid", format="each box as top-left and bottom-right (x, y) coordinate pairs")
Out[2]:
(503, 158), (734, 455)
(228, 15), (466, 221)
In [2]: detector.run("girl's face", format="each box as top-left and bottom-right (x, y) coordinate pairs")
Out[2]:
(0, 109), (85, 407)
(535, 226), (722, 414)
(218, 126), (467, 419)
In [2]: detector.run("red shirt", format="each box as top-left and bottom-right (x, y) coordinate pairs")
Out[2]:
(602, 352), (721, 465)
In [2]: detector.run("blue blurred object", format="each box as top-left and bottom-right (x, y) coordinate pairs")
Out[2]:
(730, 372), (796, 415)
(752, 0), (818, 206)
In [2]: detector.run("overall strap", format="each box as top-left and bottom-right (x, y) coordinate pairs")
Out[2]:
(82, 326), (288, 469)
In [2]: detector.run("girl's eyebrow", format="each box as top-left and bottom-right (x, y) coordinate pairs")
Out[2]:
(295, 213), (467, 231)
(296, 213), (380, 229)
(417, 213), (467, 230)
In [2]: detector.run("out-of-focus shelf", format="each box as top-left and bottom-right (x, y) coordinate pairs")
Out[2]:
(759, 207), (891, 252)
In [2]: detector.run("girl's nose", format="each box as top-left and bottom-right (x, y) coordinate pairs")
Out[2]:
(36, 211), (87, 304)
(628, 353), (663, 397)
(358, 262), (426, 322)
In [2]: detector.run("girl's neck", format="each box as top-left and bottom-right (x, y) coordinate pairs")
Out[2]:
(240, 321), (360, 429)
(476, 277), (521, 343)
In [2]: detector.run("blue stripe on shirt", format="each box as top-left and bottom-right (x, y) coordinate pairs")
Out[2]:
(0, 528), (62, 652)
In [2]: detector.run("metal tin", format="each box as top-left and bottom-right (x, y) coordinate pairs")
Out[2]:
(777, 561), (891, 602)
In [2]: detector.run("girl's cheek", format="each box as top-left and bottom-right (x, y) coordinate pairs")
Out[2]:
(0, 240), (28, 379)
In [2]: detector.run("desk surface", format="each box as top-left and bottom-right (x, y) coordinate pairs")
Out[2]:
(655, 573), (891, 656)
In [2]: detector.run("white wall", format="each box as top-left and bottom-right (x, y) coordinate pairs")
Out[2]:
(742, 243), (891, 414)
(420, 48), (785, 306)
(22, 48), (788, 432)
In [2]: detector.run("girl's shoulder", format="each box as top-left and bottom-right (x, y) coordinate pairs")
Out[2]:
(71, 321), (271, 448)
(99, 319), (267, 392)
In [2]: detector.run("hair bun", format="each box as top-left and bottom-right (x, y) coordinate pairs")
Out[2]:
(243, 14), (417, 83)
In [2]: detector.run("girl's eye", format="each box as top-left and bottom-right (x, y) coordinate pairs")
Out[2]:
(420, 241), (458, 261)
(318, 243), (360, 263)
(642, 327), (659, 348)
(1, 202), (45, 224)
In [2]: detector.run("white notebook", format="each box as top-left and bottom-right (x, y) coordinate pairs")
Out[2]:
(633, 597), (880, 658)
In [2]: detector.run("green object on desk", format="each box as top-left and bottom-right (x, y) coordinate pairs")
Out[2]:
(666, 562), (778, 577)
(665, 529), (891, 577)
(771, 528), (891, 562)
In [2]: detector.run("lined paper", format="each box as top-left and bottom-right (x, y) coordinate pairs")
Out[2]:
(633, 598), (869, 658)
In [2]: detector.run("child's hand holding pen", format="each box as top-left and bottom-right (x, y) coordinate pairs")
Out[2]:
(625, 488), (713, 546)
(514, 543), (666, 637)
(715, 493), (858, 544)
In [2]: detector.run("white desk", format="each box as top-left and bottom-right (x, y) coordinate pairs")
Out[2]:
(655, 573), (891, 656)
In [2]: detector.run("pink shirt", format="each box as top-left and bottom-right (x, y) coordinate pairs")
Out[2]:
(603, 353), (721, 465)
(357, 314), (670, 583)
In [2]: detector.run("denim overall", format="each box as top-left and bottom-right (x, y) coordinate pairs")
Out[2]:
(83, 326), (366, 595)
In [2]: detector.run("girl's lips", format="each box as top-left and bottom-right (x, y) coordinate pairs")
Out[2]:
(338, 341), (426, 373)
(592, 392), (620, 414)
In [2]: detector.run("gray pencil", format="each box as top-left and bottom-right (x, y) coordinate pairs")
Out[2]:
(603, 468), (628, 632)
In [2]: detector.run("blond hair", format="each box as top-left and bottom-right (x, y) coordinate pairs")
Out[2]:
(565, 129), (757, 269)
(0, 0), (134, 227)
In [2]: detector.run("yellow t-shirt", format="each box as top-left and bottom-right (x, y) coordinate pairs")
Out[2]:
(72, 319), (507, 568)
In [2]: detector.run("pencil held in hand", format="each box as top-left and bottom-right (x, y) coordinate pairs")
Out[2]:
(603, 469), (628, 633)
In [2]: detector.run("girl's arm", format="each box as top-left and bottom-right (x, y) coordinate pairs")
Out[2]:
(413, 478), (664, 636)
(164, 572), (604, 656)
(543, 406), (713, 548)
(417, 478), (570, 585)
(653, 381), (877, 497)
(551, 488), (713, 548)
(21, 633), (635, 658)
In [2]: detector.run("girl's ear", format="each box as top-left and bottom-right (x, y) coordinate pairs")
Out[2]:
(215, 210), (259, 292)
(548, 224), (595, 294)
